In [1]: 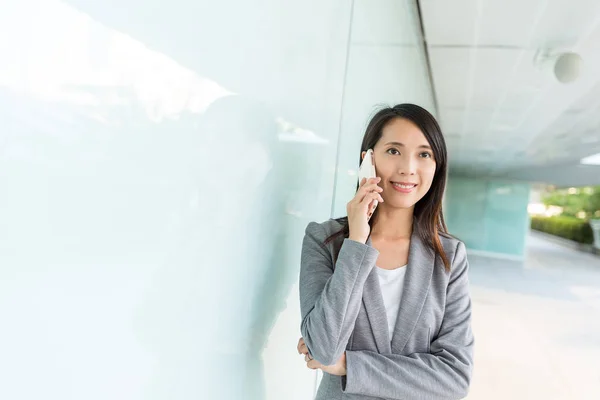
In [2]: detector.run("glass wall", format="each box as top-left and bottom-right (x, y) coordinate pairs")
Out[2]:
(445, 177), (531, 258)
(0, 1), (432, 399)
(331, 0), (436, 217)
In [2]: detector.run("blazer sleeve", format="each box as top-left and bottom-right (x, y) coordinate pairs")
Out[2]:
(341, 241), (475, 400)
(299, 221), (379, 366)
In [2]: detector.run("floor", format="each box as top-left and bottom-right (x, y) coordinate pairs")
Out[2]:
(466, 231), (600, 399)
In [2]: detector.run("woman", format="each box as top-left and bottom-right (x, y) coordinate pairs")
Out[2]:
(297, 104), (474, 399)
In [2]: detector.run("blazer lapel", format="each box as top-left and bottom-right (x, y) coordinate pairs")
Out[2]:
(361, 235), (392, 354)
(390, 230), (435, 354)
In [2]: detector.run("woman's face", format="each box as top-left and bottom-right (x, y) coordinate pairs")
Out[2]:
(362, 118), (437, 211)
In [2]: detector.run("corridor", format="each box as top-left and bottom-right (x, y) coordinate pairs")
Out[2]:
(467, 232), (600, 399)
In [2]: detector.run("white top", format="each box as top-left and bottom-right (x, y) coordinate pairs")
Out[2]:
(376, 265), (408, 341)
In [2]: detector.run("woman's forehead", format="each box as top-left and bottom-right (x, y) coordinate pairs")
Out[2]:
(379, 118), (429, 146)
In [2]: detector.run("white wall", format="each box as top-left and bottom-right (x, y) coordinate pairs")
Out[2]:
(0, 1), (431, 399)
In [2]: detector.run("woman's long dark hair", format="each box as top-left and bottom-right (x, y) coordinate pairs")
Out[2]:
(324, 103), (452, 272)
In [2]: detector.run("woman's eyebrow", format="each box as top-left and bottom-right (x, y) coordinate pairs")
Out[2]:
(384, 141), (431, 149)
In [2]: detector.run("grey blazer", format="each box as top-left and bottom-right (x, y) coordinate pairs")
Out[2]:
(299, 219), (474, 400)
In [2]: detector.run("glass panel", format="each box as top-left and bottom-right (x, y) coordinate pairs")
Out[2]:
(446, 177), (530, 257)
(0, 1), (351, 399)
(483, 181), (531, 256)
(445, 178), (488, 249)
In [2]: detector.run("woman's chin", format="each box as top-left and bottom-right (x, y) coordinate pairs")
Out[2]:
(379, 200), (416, 211)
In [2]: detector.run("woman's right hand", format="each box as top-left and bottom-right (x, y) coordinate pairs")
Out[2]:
(347, 177), (384, 244)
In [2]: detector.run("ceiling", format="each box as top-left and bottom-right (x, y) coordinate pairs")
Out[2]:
(6, 0), (600, 189)
(421, 0), (600, 186)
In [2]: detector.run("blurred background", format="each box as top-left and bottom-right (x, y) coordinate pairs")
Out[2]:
(1, 0), (599, 399)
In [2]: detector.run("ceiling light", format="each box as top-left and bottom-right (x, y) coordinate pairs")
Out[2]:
(580, 152), (600, 165)
(533, 49), (584, 84)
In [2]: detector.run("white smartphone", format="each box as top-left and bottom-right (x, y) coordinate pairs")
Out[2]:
(358, 148), (378, 220)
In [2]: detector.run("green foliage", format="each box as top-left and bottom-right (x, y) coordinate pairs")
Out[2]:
(531, 216), (593, 244)
(541, 186), (600, 219)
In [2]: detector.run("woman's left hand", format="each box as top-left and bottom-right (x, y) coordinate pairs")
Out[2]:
(297, 337), (347, 376)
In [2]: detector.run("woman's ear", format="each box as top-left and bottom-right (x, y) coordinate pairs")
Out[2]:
(361, 151), (366, 161)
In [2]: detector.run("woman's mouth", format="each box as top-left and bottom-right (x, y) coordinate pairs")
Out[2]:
(391, 182), (417, 193)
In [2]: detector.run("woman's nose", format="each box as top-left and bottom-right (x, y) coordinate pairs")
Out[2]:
(398, 157), (417, 175)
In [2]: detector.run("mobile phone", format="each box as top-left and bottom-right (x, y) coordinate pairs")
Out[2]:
(358, 149), (378, 219)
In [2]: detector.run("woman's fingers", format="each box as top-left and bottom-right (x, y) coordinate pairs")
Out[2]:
(360, 191), (384, 206)
(356, 179), (383, 203)
(352, 185), (384, 209)
(359, 178), (382, 194)
(356, 177), (381, 195)
(297, 337), (310, 356)
(299, 344), (309, 355)
(298, 337), (319, 369)
(367, 199), (377, 219)
(297, 337), (304, 354)
(307, 358), (321, 370)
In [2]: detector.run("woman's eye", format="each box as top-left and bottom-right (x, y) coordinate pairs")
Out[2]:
(387, 148), (432, 158)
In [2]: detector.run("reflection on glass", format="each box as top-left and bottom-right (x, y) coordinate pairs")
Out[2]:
(1, 1), (326, 399)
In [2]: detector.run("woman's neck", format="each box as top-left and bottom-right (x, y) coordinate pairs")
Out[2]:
(370, 206), (414, 241)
